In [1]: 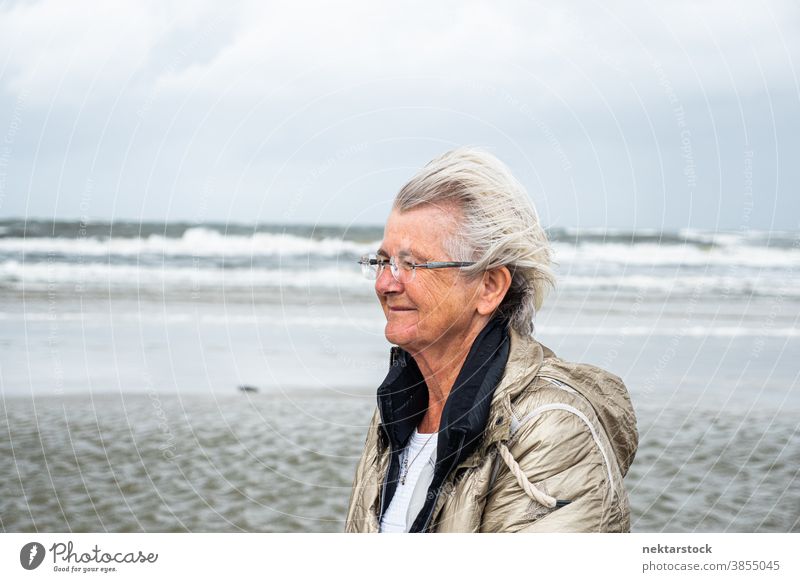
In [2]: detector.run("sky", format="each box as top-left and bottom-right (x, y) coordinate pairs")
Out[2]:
(0, 0), (798, 230)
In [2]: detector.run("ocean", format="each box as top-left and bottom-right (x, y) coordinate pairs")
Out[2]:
(1, 219), (798, 532)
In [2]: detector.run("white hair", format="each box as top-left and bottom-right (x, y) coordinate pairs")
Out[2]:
(393, 146), (555, 336)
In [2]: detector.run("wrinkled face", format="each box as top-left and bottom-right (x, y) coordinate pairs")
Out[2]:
(376, 204), (482, 354)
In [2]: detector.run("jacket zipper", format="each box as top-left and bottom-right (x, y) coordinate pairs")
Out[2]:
(537, 375), (578, 393)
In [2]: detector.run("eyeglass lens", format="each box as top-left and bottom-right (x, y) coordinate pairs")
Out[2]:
(360, 254), (416, 282)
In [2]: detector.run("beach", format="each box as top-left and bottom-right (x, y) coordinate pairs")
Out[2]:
(1, 220), (798, 532)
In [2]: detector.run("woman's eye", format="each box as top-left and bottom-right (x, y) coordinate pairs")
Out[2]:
(399, 258), (415, 270)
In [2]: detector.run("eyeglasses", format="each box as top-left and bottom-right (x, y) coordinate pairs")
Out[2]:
(358, 253), (476, 283)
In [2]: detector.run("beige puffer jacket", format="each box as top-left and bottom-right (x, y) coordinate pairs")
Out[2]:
(345, 327), (638, 532)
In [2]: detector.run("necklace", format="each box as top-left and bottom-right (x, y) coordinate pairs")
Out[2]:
(399, 430), (437, 486)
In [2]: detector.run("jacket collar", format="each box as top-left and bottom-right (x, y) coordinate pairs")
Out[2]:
(376, 320), (555, 460)
(377, 315), (511, 474)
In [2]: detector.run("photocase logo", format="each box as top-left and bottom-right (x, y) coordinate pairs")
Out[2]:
(20, 542), (46, 570)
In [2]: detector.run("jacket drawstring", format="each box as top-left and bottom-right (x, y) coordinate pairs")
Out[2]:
(496, 442), (572, 508)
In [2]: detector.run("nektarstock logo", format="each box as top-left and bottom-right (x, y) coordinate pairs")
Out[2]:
(20, 542), (46, 570)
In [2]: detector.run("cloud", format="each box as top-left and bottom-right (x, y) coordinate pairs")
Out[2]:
(4, 0), (796, 106)
(0, 0), (797, 228)
(0, 0), (238, 106)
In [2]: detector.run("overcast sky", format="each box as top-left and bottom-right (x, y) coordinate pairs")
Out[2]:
(0, 0), (798, 230)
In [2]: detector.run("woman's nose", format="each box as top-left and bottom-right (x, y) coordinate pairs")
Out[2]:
(375, 264), (402, 294)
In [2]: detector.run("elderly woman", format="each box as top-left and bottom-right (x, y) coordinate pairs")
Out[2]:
(345, 147), (638, 533)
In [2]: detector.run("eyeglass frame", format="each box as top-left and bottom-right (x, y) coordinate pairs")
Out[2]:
(358, 253), (476, 282)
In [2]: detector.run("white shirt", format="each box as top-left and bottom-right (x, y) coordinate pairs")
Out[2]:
(379, 429), (438, 533)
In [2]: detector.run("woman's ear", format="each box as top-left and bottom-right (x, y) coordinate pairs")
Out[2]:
(476, 266), (512, 316)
